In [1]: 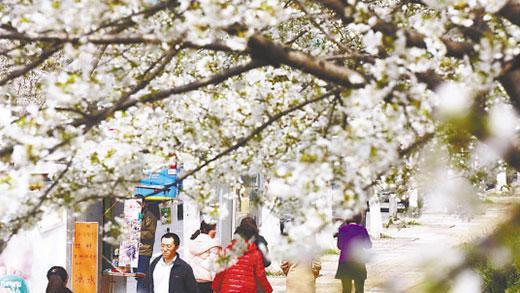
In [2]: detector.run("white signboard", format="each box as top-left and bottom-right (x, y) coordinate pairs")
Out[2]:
(118, 199), (142, 268)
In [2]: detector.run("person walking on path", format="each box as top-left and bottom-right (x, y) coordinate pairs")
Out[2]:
(279, 223), (321, 293)
(46, 266), (72, 293)
(335, 214), (372, 293)
(144, 232), (199, 293)
(137, 198), (160, 293)
(212, 218), (273, 293)
(188, 220), (222, 293)
(280, 257), (321, 293)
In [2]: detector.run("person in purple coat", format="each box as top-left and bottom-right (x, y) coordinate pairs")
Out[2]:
(334, 213), (372, 293)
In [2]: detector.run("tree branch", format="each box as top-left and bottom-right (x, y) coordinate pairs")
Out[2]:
(133, 60), (266, 106)
(416, 69), (445, 90)
(317, 0), (354, 23)
(0, 44), (61, 86)
(293, 0), (351, 53)
(71, 59), (265, 133)
(497, 0), (520, 26)
(0, 145), (14, 160)
(75, 46), (181, 130)
(0, 32), (175, 45)
(0, 32), (245, 55)
(248, 35), (366, 87)
(91, 0), (180, 34)
(316, 0), (475, 58)
(499, 54), (520, 110)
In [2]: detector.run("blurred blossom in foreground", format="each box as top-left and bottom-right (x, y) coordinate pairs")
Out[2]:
(435, 82), (473, 118)
(419, 148), (481, 216)
(452, 269), (482, 293)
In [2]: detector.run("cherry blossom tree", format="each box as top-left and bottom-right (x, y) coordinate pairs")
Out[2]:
(0, 0), (519, 288)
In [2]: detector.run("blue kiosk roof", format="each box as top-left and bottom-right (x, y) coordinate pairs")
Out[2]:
(135, 168), (182, 201)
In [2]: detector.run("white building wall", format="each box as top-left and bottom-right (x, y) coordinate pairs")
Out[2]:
(182, 195), (201, 255)
(0, 209), (68, 292)
(217, 186), (234, 246)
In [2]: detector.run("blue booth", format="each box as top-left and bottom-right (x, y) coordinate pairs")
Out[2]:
(134, 167), (182, 201)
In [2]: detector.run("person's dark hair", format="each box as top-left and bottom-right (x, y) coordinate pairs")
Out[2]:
(190, 220), (217, 240)
(240, 217), (259, 232)
(351, 213), (363, 224)
(234, 216), (259, 240)
(161, 232), (180, 246)
(46, 266), (68, 293)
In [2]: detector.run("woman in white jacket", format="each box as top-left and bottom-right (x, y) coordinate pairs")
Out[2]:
(188, 221), (221, 293)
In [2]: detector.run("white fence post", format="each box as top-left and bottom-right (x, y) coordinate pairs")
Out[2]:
(497, 172), (507, 191)
(368, 196), (382, 239)
(389, 195), (397, 218)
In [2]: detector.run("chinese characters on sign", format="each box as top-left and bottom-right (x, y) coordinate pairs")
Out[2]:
(72, 222), (98, 293)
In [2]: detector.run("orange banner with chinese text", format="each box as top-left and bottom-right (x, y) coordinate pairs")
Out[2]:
(72, 222), (98, 293)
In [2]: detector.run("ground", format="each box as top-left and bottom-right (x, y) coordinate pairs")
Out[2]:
(268, 194), (519, 292)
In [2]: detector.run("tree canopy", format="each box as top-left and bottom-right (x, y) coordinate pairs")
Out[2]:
(0, 0), (519, 271)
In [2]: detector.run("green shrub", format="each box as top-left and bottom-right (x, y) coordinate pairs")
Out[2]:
(475, 262), (520, 293)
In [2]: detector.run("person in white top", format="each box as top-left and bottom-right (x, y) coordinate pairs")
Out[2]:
(188, 221), (222, 293)
(144, 232), (198, 293)
(153, 251), (174, 293)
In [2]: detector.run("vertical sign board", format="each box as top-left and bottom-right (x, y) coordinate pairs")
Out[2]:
(72, 222), (98, 293)
(118, 199), (142, 269)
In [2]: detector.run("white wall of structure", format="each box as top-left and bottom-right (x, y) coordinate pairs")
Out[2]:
(145, 185), (237, 261)
(0, 209), (68, 292)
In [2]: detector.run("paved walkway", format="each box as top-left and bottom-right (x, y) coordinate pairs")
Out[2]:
(267, 196), (519, 292)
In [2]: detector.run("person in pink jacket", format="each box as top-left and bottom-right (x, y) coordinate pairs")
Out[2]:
(188, 221), (222, 293)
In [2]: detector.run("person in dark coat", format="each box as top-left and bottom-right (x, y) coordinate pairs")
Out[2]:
(137, 198), (160, 293)
(335, 214), (372, 293)
(46, 266), (73, 293)
(144, 232), (199, 293)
